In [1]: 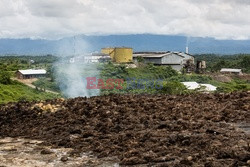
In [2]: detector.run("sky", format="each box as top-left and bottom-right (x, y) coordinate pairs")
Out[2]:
(1, 0), (250, 40)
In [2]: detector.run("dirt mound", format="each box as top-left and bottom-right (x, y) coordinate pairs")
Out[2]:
(211, 74), (232, 83)
(0, 92), (250, 166)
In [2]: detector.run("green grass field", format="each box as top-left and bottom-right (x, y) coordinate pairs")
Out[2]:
(0, 81), (61, 104)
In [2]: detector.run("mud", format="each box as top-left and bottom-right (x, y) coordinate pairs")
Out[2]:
(0, 92), (250, 166)
(0, 137), (117, 167)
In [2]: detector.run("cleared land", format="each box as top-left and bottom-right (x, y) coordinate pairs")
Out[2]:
(0, 92), (249, 166)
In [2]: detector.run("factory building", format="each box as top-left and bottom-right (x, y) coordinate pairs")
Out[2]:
(101, 48), (195, 72)
(68, 53), (111, 64)
(16, 69), (47, 79)
(101, 47), (133, 63)
(133, 52), (194, 71)
(83, 53), (111, 63)
(172, 52), (195, 65)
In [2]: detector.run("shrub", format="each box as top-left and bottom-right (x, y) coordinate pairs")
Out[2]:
(216, 80), (250, 93)
(168, 74), (212, 83)
(161, 81), (188, 95)
(0, 71), (11, 84)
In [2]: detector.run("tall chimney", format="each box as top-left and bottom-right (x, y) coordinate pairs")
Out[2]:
(186, 47), (189, 54)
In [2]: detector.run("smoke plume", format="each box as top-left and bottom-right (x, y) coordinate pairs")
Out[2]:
(54, 37), (100, 98)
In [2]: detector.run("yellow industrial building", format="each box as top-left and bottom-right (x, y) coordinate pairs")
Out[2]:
(101, 47), (133, 63)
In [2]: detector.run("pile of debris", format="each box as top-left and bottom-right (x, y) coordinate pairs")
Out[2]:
(31, 98), (65, 113)
(0, 92), (249, 166)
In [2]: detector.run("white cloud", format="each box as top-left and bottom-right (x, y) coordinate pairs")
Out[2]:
(0, 0), (250, 39)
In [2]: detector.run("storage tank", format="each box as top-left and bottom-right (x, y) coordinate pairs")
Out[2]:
(101, 48), (115, 60)
(196, 61), (202, 69)
(114, 47), (133, 63)
(201, 61), (206, 69)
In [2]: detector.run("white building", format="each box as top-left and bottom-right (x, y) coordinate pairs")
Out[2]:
(69, 53), (111, 64)
(16, 69), (47, 79)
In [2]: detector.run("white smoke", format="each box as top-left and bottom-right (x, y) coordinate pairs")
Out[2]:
(186, 36), (190, 49)
(53, 37), (100, 98)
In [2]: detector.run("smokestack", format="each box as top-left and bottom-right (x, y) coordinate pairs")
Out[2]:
(186, 47), (189, 54)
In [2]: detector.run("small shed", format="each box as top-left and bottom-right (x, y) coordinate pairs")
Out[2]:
(220, 68), (243, 75)
(16, 69), (47, 79)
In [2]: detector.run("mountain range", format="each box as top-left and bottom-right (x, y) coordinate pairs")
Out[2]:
(0, 34), (250, 55)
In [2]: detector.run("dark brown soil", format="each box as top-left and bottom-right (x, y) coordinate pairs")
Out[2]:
(0, 92), (250, 166)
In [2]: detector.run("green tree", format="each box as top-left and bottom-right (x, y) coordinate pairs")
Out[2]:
(240, 56), (250, 72)
(33, 78), (47, 91)
(212, 60), (227, 71)
(0, 71), (11, 85)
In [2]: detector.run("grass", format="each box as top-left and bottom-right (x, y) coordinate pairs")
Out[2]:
(215, 79), (250, 93)
(0, 81), (61, 104)
(32, 78), (60, 92)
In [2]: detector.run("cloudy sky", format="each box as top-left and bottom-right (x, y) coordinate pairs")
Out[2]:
(0, 0), (250, 40)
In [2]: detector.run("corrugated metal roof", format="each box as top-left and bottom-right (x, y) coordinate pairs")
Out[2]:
(134, 51), (170, 54)
(173, 52), (194, 58)
(133, 54), (167, 58)
(133, 52), (184, 58)
(220, 68), (242, 73)
(18, 69), (46, 75)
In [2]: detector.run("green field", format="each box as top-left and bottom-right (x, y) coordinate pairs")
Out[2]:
(0, 81), (61, 104)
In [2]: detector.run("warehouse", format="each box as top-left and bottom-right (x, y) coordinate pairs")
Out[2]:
(16, 69), (47, 79)
(133, 52), (194, 71)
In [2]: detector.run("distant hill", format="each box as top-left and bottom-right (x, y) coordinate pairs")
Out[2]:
(1, 34), (250, 55)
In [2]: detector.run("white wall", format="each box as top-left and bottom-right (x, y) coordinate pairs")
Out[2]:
(161, 53), (183, 64)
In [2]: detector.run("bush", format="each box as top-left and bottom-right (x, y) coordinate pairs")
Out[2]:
(160, 81), (188, 95)
(216, 80), (250, 93)
(145, 64), (178, 79)
(0, 71), (11, 84)
(33, 78), (60, 92)
(100, 62), (129, 79)
(168, 74), (212, 83)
